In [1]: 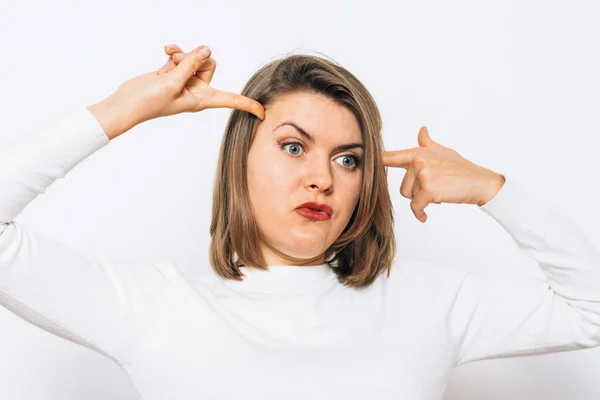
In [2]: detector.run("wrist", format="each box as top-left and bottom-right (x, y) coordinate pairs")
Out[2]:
(477, 172), (506, 206)
(87, 94), (140, 140)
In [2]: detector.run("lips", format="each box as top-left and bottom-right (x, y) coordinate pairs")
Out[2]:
(296, 202), (333, 216)
(295, 202), (333, 217)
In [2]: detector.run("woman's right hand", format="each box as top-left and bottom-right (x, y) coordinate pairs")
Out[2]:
(88, 43), (264, 140)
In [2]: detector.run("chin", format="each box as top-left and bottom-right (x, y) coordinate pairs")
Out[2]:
(290, 230), (330, 248)
(278, 241), (328, 260)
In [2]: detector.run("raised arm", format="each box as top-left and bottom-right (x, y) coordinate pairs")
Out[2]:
(449, 177), (600, 366)
(0, 43), (265, 366)
(0, 106), (182, 365)
(381, 126), (600, 368)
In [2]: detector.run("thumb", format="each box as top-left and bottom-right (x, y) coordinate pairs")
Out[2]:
(417, 126), (438, 147)
(169, 47), (212, 92)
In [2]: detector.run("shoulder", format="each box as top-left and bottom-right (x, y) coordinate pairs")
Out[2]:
(381, 256), (473, 303)
(93, 256), (191, 309)
(386, 256), (470, 281)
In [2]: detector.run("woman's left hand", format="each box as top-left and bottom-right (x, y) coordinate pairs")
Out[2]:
(382, 127), (506, 223)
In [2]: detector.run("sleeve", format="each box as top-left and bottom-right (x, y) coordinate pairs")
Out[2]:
(0, 108), (179, 366)
(449, 176), (600, 367)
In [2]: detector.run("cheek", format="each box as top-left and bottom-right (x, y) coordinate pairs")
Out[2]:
(247, 148), (296, 218)
(340, 174), (362, 211)
(330, 175), (362, 233)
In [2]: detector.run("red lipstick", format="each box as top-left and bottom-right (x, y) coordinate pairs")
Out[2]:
(295, 202), (333, 221)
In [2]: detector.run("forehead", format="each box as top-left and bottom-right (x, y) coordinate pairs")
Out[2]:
(264, 92), (362, 142)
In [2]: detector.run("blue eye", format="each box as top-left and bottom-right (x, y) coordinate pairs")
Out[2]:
(281, 141), (360, 170)
(283, 142), (303, 156)
(335, 155), (359, 169)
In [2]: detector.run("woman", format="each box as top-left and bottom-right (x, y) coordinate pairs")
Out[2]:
(0, 43), (598, 400)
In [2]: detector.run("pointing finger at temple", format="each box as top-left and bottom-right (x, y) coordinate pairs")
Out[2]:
(382, 148), (418, 169)
(207, 90), (266, 120)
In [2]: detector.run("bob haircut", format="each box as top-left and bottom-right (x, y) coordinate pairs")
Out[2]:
(209, 53), (396, 289)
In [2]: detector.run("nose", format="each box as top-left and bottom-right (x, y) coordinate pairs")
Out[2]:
(303, 158), (333, 193)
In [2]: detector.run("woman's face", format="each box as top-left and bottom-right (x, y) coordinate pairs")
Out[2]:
(247, 91), (364, 266)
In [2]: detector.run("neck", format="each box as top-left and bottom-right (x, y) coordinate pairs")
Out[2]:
(261, 242), (326, 266)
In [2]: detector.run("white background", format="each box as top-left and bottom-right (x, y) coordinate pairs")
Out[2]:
(0, 0), (599, 398)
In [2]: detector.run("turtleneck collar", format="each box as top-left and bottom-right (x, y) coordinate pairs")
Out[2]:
(222, 263), (338, 295)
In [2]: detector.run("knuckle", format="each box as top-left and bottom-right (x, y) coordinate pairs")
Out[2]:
(186, 61), (197, 74)
(416, 167), (428, 180)
(413, 155), (427, 166)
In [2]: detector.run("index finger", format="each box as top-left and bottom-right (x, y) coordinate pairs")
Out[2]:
(381, 148), (417, 169)
(165, 44), (184, 57)
(208, 90), (266, 120)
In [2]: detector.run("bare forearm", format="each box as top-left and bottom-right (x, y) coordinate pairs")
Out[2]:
(87, 94), (140, 140)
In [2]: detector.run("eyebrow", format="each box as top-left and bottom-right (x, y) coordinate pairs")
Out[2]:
(273, 121), (364, 154)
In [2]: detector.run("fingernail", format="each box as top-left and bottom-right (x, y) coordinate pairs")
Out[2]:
(197, 47), (210, 57)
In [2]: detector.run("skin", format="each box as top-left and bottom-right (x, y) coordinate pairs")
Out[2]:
(382, 127), (506, 223)
(88, 44), (264, 141)
(247, 92), (364, 266)
(164, 44), (506, 262)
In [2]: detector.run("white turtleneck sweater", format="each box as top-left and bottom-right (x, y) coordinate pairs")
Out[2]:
(1, 107), (599, 400)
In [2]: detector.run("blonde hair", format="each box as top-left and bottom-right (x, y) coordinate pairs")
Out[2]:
(209, 53), (396, 289)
